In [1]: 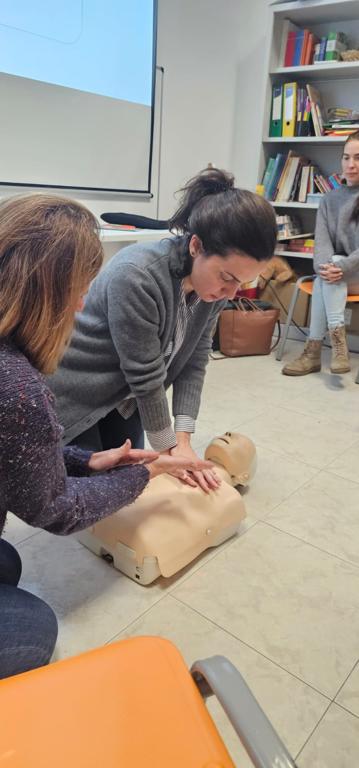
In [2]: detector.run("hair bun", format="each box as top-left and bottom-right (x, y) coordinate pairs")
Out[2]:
(202, 168), (234, 195)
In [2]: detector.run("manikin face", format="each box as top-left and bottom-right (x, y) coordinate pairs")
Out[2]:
(342, 139), (359, 186)
(185, 235), (262, 302)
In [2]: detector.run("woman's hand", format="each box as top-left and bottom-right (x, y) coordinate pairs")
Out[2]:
(319, 263), (344, 283)
(147, 453), (216, 490)
(168, 443), (221, 493)
(88, 439), (159, 472)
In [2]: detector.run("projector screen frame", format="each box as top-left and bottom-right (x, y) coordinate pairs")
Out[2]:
(0, 0), (158, 196)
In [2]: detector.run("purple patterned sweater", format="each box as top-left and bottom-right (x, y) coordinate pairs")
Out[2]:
(0, 339), (150, 537)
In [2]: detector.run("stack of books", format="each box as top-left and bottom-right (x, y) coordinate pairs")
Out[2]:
(276, 213), (302, 239)
(287, 237), (314, 254)
(323, 107), (359, 136)
(281, 22), (348, 67)
(262, 152), (342, 203)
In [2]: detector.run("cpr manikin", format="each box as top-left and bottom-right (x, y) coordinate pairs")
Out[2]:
(76, 432), (256, 585)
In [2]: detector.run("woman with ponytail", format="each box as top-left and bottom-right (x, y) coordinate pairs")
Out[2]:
(283, 132), (359, 377)
(50, 168), (277, 491)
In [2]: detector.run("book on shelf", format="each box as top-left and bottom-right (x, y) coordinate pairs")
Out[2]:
(269, 80), (330, 138)
(287, 238), (314, 254)
(296, 87), (312, 136)
(323, 117), (359, 136)
(325, 31), (348, 62)
(262, 152), (343, 203)
(280, 21), (347, 68)
(306, 83), (326, 136)
(281, 20), (301, 67)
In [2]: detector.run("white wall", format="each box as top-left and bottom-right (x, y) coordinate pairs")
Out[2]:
(231, 0), (273, 190)
(0, 0), (274, 220)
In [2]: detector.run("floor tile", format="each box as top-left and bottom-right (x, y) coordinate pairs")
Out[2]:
(297, 703), (359, 768)
(289, 377), (359, 432)
(326, 441), (359, 485)
(207, 353), (317, 411)
(15, 515), (255, 660)
(172, 523), (359, 697)
(241, 445), (318, 520)
(2, 512), (40, 546)
(266, 471), (359, 566)
(234, 405), (358, 469)
(336, 663), (359, 718)
(117, 596), (328, 767)
(16, 531), (168, 659)
(199, 380), (266, 432)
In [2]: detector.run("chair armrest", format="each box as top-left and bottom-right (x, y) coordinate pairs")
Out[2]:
(191, 655), (298, 768)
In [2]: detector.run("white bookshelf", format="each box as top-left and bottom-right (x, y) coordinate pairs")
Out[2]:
(260, 0), (359, 265)
(271, 201), (319, 209)
(263, 136), (349, 144)
(277, 250), (313, 259)
(271, 60), (359, 81)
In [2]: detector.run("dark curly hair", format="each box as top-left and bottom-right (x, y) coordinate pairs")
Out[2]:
(168, 167), (277, 277)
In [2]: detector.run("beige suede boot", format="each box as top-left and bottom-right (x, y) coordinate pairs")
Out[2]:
(282, 339), (322, 376)
(329, 326), (351, 374)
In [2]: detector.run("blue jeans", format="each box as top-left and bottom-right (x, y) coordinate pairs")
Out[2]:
(310, 264), (359, 340)
(0, 538), (58, 679)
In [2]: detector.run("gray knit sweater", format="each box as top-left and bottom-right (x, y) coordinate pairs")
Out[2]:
(0, 339), (149, 538)
(314, 184), (359, 277)
(49, 238), (225, 447)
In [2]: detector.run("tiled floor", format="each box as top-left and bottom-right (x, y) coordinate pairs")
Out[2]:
(4, 339), (359, 767)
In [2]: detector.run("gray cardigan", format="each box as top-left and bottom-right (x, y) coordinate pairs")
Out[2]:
(314, 185), (359, 277)
(49, 238), (225, 446)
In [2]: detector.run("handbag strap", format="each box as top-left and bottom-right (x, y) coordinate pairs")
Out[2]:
(240, 297), (265, 313)
(230, 297), (265, 313)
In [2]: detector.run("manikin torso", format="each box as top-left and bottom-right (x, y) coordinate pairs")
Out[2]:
(77, 432), (256, 583)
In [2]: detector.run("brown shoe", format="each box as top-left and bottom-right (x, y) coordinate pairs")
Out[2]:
(329, 326), (350, 374)
(282, 339), (322, 376)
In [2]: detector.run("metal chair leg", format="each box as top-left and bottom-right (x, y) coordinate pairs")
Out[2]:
(276, 276), (314, 362)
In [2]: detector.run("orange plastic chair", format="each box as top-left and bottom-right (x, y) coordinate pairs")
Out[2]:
(0, 636), (296, 768)
(276, 275), (359, 377)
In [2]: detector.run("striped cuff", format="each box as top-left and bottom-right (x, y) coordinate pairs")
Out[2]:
(146, 426), (178, 452)
(174, 415), (196, 434)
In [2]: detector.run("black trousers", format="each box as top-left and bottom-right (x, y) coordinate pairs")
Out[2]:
(70, 408), (144, 452)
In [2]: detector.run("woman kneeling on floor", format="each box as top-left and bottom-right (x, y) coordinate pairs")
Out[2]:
(283, 131), (359, 377)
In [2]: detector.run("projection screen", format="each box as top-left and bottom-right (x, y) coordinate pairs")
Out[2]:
(0, 0), (157, 193)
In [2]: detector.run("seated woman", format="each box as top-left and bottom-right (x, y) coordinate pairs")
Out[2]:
(0, 194), (212, 679)
(49, 167), (277, 493)
(283, 132), (359, 376)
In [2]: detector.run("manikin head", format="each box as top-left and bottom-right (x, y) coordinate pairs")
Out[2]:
(205, 431), (257, 486)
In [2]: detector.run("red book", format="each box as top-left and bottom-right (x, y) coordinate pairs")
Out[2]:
(300, 30), (310, 65)
(284, 31), (296, 67)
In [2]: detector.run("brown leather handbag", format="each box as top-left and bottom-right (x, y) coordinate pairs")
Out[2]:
(218, 298), (280, 357)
